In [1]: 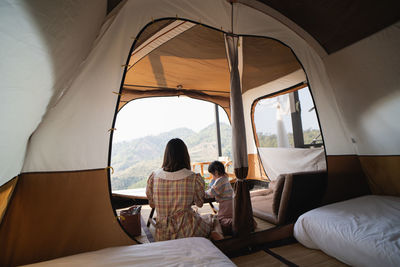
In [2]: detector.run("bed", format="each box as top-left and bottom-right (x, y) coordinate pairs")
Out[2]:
(24, 237), (235, 266)
(294, 195), (400, 267)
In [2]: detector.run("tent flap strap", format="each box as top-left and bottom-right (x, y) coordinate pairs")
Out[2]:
(232, 180), (255, 237)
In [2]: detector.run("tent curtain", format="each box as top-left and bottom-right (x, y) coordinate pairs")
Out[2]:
(225, 34), (254, 237)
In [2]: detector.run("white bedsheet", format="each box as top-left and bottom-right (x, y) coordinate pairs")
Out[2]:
(294, 195), (400, 267)
(25, 237), (235, 267)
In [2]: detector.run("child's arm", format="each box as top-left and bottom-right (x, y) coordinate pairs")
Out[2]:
(205, 187), (214, 198)
(205, 178), (216, 198)
(206, 178), (223, 198)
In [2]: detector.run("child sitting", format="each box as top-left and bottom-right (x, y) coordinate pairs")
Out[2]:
(205, 161), (234, 236)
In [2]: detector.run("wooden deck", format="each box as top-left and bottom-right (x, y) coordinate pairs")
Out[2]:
(119, 204), (348, 266)
(130, 203), (275, 244)
(232, 243), (349, 266)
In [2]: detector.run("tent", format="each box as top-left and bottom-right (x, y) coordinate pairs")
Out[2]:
(1, 0), (399, 265)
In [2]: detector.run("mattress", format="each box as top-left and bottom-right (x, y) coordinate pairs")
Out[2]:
(294, 195), (400, 267)
(24, 237), (235, 267)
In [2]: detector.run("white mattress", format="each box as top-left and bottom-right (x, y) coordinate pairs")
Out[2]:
(294, 195), (400, 267)
(25, 237), (235, 267)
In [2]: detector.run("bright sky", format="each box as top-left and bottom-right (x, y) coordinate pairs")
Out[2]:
(114, 87), (320, 143)
(113, 96), (230, 142)
(254, 87), (320, 134)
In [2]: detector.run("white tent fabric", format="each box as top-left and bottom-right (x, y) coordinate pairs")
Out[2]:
(0, 0), (107, 186)
(235, 4), (353, 155)
(323, 22), (400, 155)
(0, 0), (398, 186)
(130, 20), (195, 66)
(258, 147), (327, 180)
(21, 0), (231, 176)
(21, 0), (341, 177)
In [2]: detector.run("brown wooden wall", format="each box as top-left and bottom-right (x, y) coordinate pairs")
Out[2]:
(359, 155), (400, 196)
(0, 169), (134, 267)
(322, 155), (371, 205)
(253, 153), (400, 204)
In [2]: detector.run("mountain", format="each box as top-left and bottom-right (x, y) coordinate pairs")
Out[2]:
(111, 124), (322, 190)
(111, 123), (232, 190)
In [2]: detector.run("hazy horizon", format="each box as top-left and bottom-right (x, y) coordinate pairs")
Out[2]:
(113, 96), (230, 143)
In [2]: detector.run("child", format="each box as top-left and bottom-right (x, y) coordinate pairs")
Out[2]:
(205, 161), (234, 236)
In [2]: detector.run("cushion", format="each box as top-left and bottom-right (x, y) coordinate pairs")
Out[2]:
(272, 176), (285, 215)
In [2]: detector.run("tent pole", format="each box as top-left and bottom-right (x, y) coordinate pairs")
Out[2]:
(289, 91), (305, 148)
(215, 104), (222, 157)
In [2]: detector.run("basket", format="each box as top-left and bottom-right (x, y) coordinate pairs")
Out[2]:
(119, 205), (141, 236)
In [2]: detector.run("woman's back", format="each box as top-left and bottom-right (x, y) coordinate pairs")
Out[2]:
(146, 168), (211, 241)
(150, 168), (203, 216)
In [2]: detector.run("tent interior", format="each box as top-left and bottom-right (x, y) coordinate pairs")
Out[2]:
(0, 0), (399, 266)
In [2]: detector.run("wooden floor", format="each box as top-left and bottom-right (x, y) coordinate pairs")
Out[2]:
(232, 243), (349, 267)
(123, 203), (275, 244)
(119, 205), (348, 266)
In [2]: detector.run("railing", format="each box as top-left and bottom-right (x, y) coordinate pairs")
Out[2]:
(191, 160), (236, 183)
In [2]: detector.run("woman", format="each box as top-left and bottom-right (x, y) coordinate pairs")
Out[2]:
(146, 138), (212, 241)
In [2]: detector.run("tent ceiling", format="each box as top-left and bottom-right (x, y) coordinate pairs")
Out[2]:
(123, 23), (302, 102)
(125, 24), (230, 97)
(242, 37), (300, 92)
(108, 0), (400, 54)
(258, 0), (400, 53)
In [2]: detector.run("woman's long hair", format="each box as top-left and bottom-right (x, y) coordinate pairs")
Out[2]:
(162, 138), (191, 172)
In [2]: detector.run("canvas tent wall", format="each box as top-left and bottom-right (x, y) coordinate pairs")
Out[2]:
(0, 0), (399, 266)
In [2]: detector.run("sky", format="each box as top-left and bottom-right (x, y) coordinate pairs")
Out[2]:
(113, 96), (230, 142)
(113, 87), (320, 143)
(254, 87), (320, 135)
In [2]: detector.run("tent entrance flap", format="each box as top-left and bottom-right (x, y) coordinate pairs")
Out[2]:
(225, 34), (254, 237)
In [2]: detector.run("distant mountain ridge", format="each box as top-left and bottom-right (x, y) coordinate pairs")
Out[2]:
(110, 124), (321, 189)
(111, 123), (232, 190)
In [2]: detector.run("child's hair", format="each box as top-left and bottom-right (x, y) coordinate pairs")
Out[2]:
(208, 161), (226, 176)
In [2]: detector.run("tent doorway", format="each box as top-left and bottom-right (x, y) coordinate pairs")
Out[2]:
(110, 18), (319, 242)
(110, 96), (232, 191)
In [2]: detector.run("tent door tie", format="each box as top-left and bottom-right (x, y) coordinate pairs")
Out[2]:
(105, 166), (114, 174)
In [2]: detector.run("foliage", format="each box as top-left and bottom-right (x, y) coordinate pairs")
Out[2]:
(257, 128), (321, 147)
(111, 123), (232, 190)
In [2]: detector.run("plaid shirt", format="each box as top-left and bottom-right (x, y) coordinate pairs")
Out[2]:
(146, 168), (211, 241)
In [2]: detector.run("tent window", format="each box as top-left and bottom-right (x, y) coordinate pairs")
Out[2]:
(110, 97), (232, 191)
(252, 86), (323, 149)
(252, 86), (326, 180)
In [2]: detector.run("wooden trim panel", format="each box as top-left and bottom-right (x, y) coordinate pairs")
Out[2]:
(0, 170), (134, 267)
